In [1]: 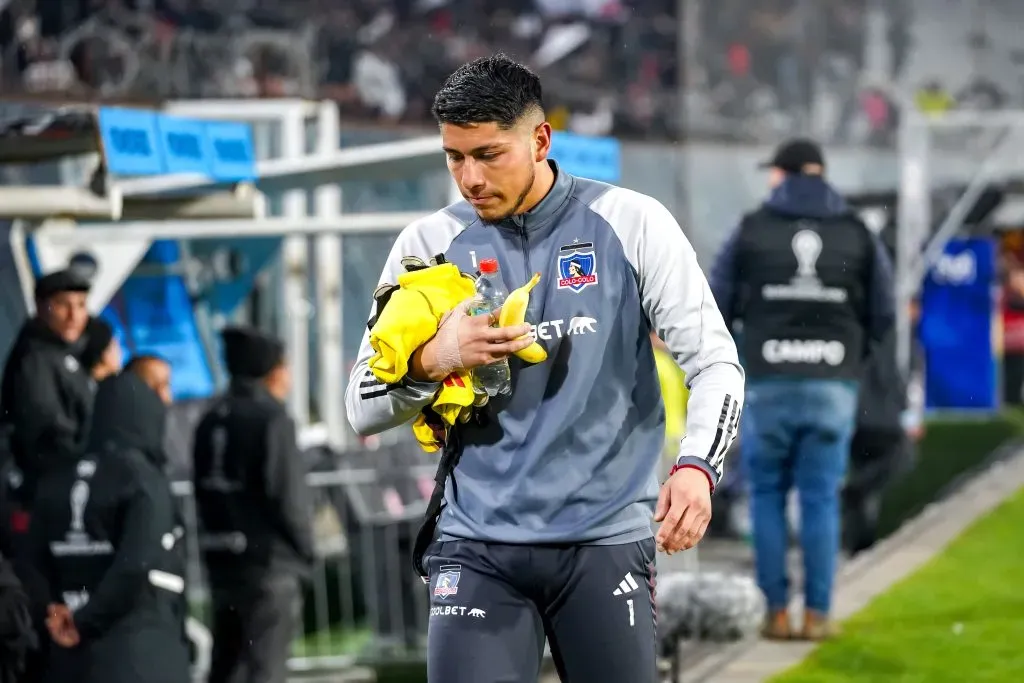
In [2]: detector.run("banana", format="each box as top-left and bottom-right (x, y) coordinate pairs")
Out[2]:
(499, 272), (548, 364)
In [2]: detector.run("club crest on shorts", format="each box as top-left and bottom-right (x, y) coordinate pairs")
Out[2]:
(557, 241), (598, 292)
(434, 564), (461, 599)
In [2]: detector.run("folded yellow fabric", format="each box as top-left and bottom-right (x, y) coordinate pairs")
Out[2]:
(433, 372), (477, 426)
(409, 372), (481, 452)
(412, 414), (444, 453)
(368, 263), (476, 385)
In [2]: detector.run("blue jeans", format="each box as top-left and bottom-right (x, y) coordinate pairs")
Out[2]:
(741, 378), (858, 614)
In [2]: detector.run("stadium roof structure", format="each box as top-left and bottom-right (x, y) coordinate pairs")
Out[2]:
(848, 179), (1024, 233)
(0, 100), (446, 237)
(0, 106), (101, 163)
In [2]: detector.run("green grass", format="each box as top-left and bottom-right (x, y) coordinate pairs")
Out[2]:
(771, 487), (1024, 683)
(878, 409), (1024, 536)
(292, 626), (373, 658)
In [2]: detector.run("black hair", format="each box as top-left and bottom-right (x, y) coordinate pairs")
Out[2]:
(431, 53), (544, 129)
(80, 317), (115, 371)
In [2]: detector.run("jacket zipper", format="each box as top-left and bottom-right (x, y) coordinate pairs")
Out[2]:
(520, 226), (531, 275)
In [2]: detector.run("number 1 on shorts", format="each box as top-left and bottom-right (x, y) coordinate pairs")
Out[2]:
(626, 598), (635, 627)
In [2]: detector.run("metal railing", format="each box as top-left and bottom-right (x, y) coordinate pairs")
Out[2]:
(172, 462), (436, 679)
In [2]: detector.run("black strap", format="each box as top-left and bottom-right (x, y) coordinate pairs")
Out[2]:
(412, 427), (463, 578)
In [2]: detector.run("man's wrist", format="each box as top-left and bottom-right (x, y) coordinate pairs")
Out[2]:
(409, 341), (444, 382)
(668, 463), (715, 493)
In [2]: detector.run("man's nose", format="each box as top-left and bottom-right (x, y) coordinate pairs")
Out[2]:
(459, 160), (486, 192)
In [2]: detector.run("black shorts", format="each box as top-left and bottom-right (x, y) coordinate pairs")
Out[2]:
(423, 537), (658, 683)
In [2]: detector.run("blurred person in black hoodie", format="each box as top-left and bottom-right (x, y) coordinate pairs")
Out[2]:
(193, 327), (314, 683)
(843, 224), (921, 556)
(843, 327), (918, 555)
(0, 550), (35, 683)
(78, 318), (122, 388)
(27, 356), (189, 683)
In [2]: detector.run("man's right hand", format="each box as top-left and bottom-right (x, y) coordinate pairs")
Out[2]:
(410, 306), (533, 382)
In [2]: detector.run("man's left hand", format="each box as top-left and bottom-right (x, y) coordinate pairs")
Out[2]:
(46, 604), (80, 648)
(654, 467), (713, 554)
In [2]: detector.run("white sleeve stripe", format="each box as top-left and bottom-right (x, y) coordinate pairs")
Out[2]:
(706, 395), (735, 465)
(709, 398), (740, 469)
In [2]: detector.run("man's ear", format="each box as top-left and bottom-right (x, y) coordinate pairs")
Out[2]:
(533, 121), (553, 163)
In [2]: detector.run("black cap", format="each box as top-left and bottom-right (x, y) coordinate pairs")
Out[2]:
(34, 268), (91, 301)
(759, 139), (825, 174)
(221, 326), (285, 379)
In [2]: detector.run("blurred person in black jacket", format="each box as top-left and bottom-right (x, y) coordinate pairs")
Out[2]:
(78, 318), (122, 388)
(193, 326), (314, 683)
(27, 355), (190, 683)
(0, 549), (36, 683)
(844, 320), (921, 555)
(0, 269), (94, 508)
(0, 269), (97, 683)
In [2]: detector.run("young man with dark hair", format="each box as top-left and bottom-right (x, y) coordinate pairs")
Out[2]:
(345, 54), (744, 683)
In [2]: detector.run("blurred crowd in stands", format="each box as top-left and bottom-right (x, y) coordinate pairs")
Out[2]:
(1, 0), (1023, 144)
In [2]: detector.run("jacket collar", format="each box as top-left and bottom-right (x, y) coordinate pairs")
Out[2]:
(229, 377), (283, 406)
(493, 160), (574, 234)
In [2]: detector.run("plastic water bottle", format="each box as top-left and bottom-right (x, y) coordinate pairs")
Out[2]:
(469, 258), (512, 396)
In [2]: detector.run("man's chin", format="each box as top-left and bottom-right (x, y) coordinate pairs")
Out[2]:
(474, 205), (514, 222)
(60, 330), (85, 345)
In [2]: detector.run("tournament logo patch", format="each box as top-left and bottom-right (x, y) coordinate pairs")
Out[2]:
(434, 564), (461, 599)
(557, 241), (598, 292)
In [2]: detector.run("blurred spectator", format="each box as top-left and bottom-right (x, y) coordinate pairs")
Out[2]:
(29, 357), (190, 683)
(2, 0), (1023, 143)
(1001, 248), (1024, 404)
(79, 317), (122, 386)
(710, 139), (895, 641)
(914, 80), (955, 117)
(859, 84), (900, 148)
(0, 269), (93, 509)
(192, 327), (314, 683)
(843, 327), (918, 556)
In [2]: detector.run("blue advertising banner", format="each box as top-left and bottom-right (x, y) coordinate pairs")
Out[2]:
(97, 107), (164, 176)
(919, 238), (999, 412)
(549, 132), (621, 182)
(157, 114), (211, 176)
(97, 107), (256, 181)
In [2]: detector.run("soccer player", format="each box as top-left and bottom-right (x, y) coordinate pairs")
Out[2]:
(344, 54), (744, 683)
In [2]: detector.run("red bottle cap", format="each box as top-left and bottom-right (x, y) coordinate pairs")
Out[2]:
(479, 258), (499, 274)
